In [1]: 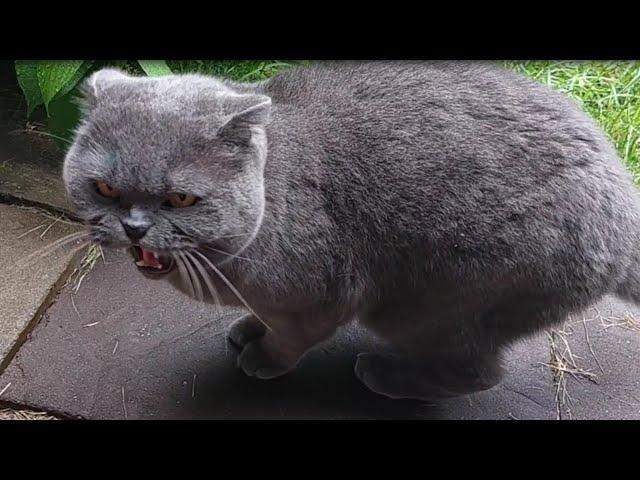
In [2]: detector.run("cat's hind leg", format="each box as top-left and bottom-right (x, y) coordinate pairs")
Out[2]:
(356, 295), (572, 401)
(354, 350), (503, 401)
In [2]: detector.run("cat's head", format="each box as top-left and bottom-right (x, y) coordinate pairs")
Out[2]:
(63, 68), (271, 277)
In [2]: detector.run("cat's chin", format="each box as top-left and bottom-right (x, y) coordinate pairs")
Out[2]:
(129, 246), (175, 277)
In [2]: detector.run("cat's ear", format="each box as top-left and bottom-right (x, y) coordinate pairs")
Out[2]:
(228, 95), (272, 126)
(217, 95), (272, 146)
(79, 68), (131, 109)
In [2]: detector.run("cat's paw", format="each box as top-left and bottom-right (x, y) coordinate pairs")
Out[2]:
(228, 314), (267, 349)
(354, 353), (416, 400)
(237, 340), (295, 380)
(355, 353), (499, 401)
(354, 353), (448, 401)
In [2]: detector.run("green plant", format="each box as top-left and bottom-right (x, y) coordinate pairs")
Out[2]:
(14, 60), (174, 149)
(13, 60), (297, 151)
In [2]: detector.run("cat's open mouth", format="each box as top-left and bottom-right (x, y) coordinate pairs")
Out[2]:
(130, 246), (175, 274)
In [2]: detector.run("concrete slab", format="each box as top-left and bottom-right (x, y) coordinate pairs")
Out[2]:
(0, 248), (568, 419)
(546, 298), (640, 419)
(0, 65), (71, 215)
(443, 337), (557, 420)
(0, 159), (71, 215)
(0, 204), (83, 370)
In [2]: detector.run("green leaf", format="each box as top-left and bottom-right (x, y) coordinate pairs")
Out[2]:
(50, 60), (94, 103)
(15, 60), (44, 116)
(137, 60), (173, 77)
(36, 60), (85, 111)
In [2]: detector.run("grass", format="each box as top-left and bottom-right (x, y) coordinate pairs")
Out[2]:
(166, 60), (308, 82)
(66, 243), (104, 294)
(107, 60), (307, 83)
(505, 61), (640, 182)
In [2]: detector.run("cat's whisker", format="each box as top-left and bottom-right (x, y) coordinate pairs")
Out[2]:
(191, 249), (270, 331)
(183, 251), (222, 309)
(12, 231), (92, 270)
(10, 240), (92, 277)
(201, 245), (258, 264)
(178, 252), (204, 302)
(172, 252), (196, 299)
(27, 230), (90, 253)
(217, 232), (254, 240)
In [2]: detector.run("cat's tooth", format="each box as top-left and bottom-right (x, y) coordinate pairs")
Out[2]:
(136, 260), (146, 267)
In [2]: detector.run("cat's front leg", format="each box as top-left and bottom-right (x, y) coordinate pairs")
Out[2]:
(228, 314), (267, 348)
(228, 314), (294, 379)
(230, 311), (341, 380)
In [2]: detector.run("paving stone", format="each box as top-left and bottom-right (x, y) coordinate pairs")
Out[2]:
(0, 204), (83, 373)
(0, 159), (71, 215)
(1, 245), (639, 418)
(546, 298), (640, 420)
(0, 248), (558, 419)
(442, 336), (557, 420)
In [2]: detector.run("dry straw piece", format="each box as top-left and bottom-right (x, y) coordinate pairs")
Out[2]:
(0, 408), (59, 420)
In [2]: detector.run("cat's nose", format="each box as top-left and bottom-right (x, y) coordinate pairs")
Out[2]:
(121, 222), (149, 241)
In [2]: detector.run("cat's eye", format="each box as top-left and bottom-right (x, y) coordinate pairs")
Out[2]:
(167, 192), (199, 208)
(95, 181), (120, 198)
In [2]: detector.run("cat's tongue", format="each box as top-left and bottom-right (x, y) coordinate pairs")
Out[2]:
(140, 248), (163, 269)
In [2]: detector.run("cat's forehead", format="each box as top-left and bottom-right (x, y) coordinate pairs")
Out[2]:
(81, 78), (241, 149)
(90, 73), (234, 116)
(80, 69), (270, 132)
(69, 69), (270, 182)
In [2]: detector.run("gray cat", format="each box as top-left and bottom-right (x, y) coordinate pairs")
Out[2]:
(63, 61), (640, 401)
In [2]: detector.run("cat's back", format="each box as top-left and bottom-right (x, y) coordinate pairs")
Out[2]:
(264, 61), (617, 165)
(250, 62), (640, 306)
(260, 61), (639, 274)
(264, 61), (628, 184)
(265, 61), (568, 114)
(265, 61), (483, 108)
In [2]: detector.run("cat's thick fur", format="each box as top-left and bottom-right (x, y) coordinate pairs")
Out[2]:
(63, 61), (640, 401)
